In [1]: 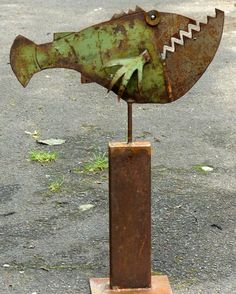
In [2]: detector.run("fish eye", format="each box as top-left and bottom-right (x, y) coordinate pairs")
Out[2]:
(146, 10), (160, 26)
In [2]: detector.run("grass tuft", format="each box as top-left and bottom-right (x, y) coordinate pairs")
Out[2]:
(75, 152), (108, 173)
(29, 150), (58, 163)
(84, 153), (108, 173)
(48, 179), (64, 193)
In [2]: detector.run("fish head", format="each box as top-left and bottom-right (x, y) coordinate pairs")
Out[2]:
(104, 7), (224, 103)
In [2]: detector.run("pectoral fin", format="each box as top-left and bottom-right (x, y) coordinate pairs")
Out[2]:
(104, 50), (151, 97)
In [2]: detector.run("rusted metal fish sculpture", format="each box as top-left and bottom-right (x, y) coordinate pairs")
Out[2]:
(10, 6), (224, 104)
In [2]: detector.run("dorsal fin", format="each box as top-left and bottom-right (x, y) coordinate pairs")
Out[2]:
(135, 6), (145, 12)
(53, 32), (73, 41)
(111, 11), (126, 20)
(110, 7), (145, 20)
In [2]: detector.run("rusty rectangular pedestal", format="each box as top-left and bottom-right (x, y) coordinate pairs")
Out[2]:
(109, 142), (151, 289)
(90, 142), (173, 294)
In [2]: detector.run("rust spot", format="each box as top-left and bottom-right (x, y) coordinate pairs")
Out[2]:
(113, 24), (127, 35)
(129, 19), (135, 29)
(104, 50), (112, 59)
(81, 75), (93, 84)
(118, 40), (124, 50)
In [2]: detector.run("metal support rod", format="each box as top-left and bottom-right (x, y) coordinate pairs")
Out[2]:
(127, 100), (133, 143)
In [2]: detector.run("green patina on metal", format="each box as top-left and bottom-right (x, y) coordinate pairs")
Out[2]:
(10, 6), (224, 104)
(40, 18), (166, 102)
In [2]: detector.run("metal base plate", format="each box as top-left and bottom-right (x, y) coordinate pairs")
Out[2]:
(90, 276), (173, 294)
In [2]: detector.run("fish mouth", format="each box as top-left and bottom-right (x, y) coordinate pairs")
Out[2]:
(160, 9), (224, 101)
(161, 21), (201, 60)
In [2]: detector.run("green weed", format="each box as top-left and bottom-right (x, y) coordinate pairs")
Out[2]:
(48, 178), (64, 193)
(29, 151), (58, 163)
(84, 153), (108, 172)
(75, 152), (108, 173)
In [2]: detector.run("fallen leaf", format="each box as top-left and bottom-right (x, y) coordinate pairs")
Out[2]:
(201, 166), (213, 172)
(37, 139), (66, 146)
(0, 211), (15, 217)
(40, 266), (49, 272)
(211, 224), (223, 230)
(193, 164), (214, 173)
(69, 96), (77, 101)
(25, 130), (40, 140)
(154, 137), (161, 142)
(79, 204), (94, 212)
(174, 205), (182, 209)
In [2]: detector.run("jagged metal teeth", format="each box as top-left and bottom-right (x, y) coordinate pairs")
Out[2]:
(161, 22), (201, 60)
(161, 9), (220, 60)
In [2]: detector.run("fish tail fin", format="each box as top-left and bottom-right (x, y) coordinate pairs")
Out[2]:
(10, 35), (41, 87)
